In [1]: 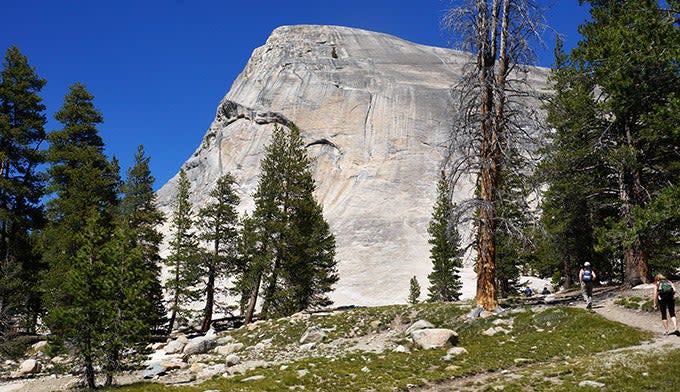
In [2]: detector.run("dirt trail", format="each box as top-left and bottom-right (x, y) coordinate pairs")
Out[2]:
(414, 285), (680, 392)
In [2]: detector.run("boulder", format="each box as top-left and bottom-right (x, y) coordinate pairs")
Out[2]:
(299, 326), (326, 344)
(405, 320), (435, 335)
(143, 363), (166, 379)
(30, 341), (48, 353)
(164, 337), (188, 354)
(393, 345), (410, 353)
(215, 342), (244, 356)
(17, 359), (41, 375)
(225, 354), (241, 367)
(183, 334), (218, 356)
(411, 328), (458, 349)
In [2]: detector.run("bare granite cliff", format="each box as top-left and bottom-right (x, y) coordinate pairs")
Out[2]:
(156, 25), (549, 306)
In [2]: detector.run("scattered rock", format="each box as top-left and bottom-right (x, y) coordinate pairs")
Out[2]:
(361, 366), (370, 373)
(411, 328), (458, 349)
(183, 334), (218, 356)
(215, 342), (244, 356)
(297, 369), (309, 377)
(164, 336), (188, 354)
(405, 320), (435, 335)
(241, 375), (266, 382)
(441, 347), (469, 361)
(578, 380), (606, 388)
(446, 347), (468, 356)
(300, 326), (326, 344)
(299, 342), (317, 351)
(482, 326), (511, 336)
(225, 354), (241, 366)
(190, 363), (204, 373)
(160, 359), (184, 371)
(393, 345), (410, 353)
(17, 359), (41, 376)
(143, 363), (166, 379)
(30, 341), (48, 353)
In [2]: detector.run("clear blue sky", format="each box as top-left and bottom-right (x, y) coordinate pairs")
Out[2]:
(1, 0), (590, 189)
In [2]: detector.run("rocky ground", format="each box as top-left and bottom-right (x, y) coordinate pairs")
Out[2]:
(1, 284), (678, 392)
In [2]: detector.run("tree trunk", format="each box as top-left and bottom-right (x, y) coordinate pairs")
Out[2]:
(200, 264), (216, 332)
(260, 256), (281, 319)
(84, 340), (96, 390)
(244, 271), (261, 324)
(474, 0), (504, 312)
(618, 167), (650, 287)
(562, 256), (572, 290)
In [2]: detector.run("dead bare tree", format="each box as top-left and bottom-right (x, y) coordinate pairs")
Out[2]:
(443, 0), (547, 311)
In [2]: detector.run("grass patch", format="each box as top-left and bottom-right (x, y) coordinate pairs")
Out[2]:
(485, 346), (680, 391)
(103, 305), (653, 392)
(614, 296), (654, 312)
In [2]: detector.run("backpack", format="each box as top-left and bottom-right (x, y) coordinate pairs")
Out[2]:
(659, 281), (674, 297)
(582, 268), (592, 282)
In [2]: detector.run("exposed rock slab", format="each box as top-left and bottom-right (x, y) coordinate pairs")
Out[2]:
(156, 25), (548, 306)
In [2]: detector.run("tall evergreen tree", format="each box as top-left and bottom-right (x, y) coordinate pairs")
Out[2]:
(426, 171), (463, 302)
(543, 1), (680, 285)
(243, 124), (337, 321)
(0, 46), (47, 334)
(165, 169), (201, 332)
(118, 145), (165, 332)
(42, 83), (119, 389)
(443, 0), (546, 310)
(196, 173), (240, 332)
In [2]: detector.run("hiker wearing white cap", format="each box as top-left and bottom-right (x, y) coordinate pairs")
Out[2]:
(579, 262), (597, 309)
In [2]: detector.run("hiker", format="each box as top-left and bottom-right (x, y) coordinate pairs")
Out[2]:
(524, 286), (533, 297)
(653, 274), (678, 335)
(579, 262), (596, 309)
(541, 286), (550, 295)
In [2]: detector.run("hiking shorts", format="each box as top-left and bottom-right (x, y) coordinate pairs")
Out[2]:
(659, 296), (676, 320)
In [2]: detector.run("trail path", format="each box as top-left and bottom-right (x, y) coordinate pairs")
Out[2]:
(413, 285), (680, 392)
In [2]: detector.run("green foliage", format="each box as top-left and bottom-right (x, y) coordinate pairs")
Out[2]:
(165, 169), (201, 332)
(42, 82), (120, 388)
(243, 124), (338, 320)
(118, 145), (166, 332)
(0, 46), (47, 335)
(426, 171), (463, 302)
(408, 276), (421, 304)
(196, 172), (240, 330)
(541, 1), (680, 285)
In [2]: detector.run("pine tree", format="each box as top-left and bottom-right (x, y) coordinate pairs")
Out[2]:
(42, 83), (119, 389)
(196, 173), (240, 332)
(427, 171), (463, 302)
(165, 169), (201, 332)
(443, 0), (546, 311)
(0, 46), (47, 334)
(542, 1), (680, 285)
(408, 276), (421, 304)
(244, 124), (337, 321)
(119, 145), (165, 332)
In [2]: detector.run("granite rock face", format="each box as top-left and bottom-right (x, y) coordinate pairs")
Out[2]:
(156, 25), (548, 306)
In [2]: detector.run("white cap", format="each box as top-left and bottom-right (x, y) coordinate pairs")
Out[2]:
(584, 262), (591, 267)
